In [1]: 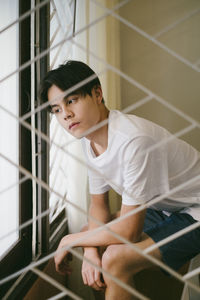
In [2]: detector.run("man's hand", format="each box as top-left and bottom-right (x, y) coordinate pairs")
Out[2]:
(54, 236), (73, 275)
(82, 248), (106, 291)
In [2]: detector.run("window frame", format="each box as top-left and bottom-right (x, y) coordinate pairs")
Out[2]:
(0, 0), (68, 298)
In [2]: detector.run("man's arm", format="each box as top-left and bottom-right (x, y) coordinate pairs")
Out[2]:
(66, 204), (145, 247)
(83, 192), (111, 255)
(55, 203), (146, 265)
(87, 192), (112, 230)
(82, 192), (111, 290)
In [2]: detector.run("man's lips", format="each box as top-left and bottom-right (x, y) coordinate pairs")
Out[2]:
(69, 122), (80, 130)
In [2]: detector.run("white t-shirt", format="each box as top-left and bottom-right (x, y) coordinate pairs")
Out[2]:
(82, 110), (200, 221)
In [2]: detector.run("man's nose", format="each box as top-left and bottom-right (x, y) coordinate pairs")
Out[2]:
(63, 106), (73, 120)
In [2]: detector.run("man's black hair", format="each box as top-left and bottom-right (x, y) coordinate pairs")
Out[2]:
(39, 60), (102, 105)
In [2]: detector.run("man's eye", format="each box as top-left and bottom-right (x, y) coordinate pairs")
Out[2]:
(51, 107), (61, 114)
(67, 98), (77, 105)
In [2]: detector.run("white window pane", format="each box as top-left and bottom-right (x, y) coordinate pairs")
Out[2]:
(0, 0), (19, 258)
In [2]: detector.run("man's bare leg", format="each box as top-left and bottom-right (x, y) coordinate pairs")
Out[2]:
(102, 233), (162, 300)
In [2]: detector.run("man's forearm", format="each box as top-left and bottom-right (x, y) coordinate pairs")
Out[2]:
(84, 194), (111, 255)
(61, 223), (128, 250)
(61, 205), (146, 250)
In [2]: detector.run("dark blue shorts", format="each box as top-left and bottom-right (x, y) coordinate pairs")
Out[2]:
(143, 209), (200, 271)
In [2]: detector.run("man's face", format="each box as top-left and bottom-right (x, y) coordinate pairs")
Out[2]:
(48, 84), (103, 139)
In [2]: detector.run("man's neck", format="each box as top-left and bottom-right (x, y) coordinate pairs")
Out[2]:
(87, 108), (109, 156)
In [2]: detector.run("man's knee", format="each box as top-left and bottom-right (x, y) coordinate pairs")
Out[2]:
(101, 244), (141, 288)
(102, 245), (119, 271)
(102, 244), (145, 277)
(102, 244), (133, 275)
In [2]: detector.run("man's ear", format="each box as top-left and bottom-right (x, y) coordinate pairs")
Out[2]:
(94, 85), (103, 104)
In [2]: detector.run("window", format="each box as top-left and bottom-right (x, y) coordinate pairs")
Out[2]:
(0, 0), (32, 297)
(0, 0), (76, 297)
(0, 0), (19, 259)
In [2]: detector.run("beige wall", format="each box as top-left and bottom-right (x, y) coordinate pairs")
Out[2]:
(67, 2), (200, 299)
(119, 0), (200, 151)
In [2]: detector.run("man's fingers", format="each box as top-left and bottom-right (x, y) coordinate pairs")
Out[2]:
(88, 269), (105, 290)
(89, 272), (103, 291)
(82, 271), (88, 285)
(87, 270), (95, 287)
(56, 259), (72, 275)
(82, 270), (102, 291)
(82, 261), (105, 291)
(91, 283), (103, 291)
(95, 269), (106, 288)
(54, 248), (74, 275)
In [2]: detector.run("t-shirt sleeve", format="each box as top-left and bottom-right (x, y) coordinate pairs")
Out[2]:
(122, 136), (169, 205)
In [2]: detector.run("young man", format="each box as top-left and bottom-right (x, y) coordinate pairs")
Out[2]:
(40, 60), (200, 299)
